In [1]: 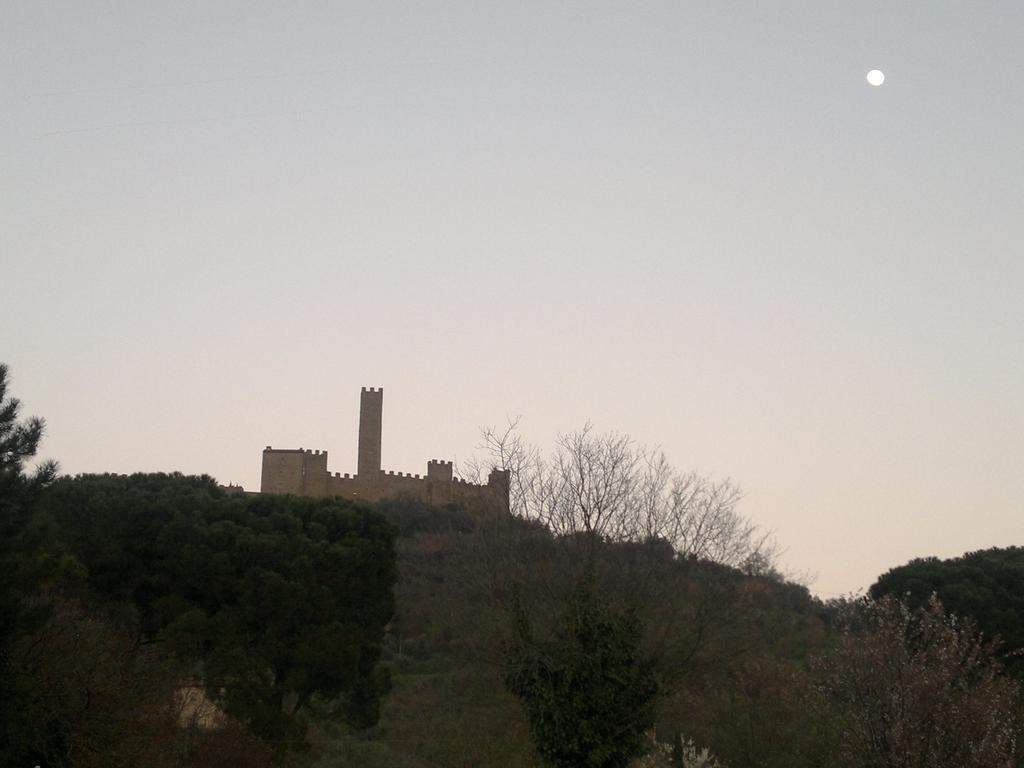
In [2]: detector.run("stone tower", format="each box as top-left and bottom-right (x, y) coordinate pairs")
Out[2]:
(357, 387), (383, 477)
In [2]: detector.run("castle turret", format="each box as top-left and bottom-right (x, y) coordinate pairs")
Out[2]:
(357, 387), (383, 477)
(427, 459), (453, 482)
(488, 467), (511, 512)
(261, 447), (328, 496)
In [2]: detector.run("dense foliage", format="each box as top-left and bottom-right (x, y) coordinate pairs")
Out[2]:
(505, 575), (658, 768)
(375, 494), (476, 537)
(870, 547), (1024, 677)
(818, 595), (1021, 768)
(35, 473), (397, 742)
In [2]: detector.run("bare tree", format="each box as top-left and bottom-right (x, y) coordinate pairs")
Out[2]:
(542, 424), (640, 541)
(463, 418), (778, 573)
(817, 595), (1022, 768)
(461, 417), (542, 522)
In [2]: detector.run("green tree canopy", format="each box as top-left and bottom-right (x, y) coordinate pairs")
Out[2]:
(504, 575), (658, 768)
(36, 473), (398, 743)
(870, 547), (1024, 677)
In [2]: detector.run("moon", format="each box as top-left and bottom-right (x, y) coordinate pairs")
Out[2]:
(866, 69), (885, 87)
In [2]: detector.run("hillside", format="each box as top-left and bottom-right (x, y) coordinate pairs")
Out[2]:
(319, 496), (835, 768)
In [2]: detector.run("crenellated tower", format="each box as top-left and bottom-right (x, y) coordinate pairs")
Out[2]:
(357, 387), (383, 477)
(427, 459), (453, 482)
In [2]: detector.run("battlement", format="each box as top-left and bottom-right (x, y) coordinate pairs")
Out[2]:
(261, 444), (328, 496)
(361, 387), (383, 393)
(426, 458), (453, 482)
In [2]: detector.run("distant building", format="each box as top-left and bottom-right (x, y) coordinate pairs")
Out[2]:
(260, 387), (509, 514)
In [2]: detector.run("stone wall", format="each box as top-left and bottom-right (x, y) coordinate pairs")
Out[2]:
(260, 448), (328, 496)
(260, 447), (508, 515)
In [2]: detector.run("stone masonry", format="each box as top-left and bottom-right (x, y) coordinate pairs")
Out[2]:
(260, 388), (509, 514)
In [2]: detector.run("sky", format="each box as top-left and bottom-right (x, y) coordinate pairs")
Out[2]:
(2, 1), (1022, 597)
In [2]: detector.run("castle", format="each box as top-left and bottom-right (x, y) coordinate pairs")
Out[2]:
(260, 387), (509, 514)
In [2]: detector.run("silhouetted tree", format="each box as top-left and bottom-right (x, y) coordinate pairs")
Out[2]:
(0, 362), (57, 495)
(0, 363), (59, 638)
(504, 574), (658, 768)
(0, 363), (61, 766)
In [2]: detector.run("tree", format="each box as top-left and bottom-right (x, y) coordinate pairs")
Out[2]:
(870, 547), (1024, 678)
(0, 362), (57, 498)
(7, 600), (187, 768)
(0, 362), (59, 642)
(0, 362), (62, 765)
(464, 419), (777, 572)
(504, 574), (658, 768)
(817, 595), (1021, 768)
(6, 596), (277, 768)
(35, 473), (398, 747)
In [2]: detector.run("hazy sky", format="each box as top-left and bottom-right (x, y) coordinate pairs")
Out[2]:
(3, 2), (1022, 597)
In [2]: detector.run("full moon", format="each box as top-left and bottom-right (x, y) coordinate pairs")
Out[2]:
(866, 69), (885, 86)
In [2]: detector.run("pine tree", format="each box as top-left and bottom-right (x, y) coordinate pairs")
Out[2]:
(0, 362), (58, 640)
(0, 363), (59, 766)
(0, 362), (56, 503)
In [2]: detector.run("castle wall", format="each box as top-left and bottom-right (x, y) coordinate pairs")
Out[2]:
(304, 450), (329, 496)
(322, 469), (507, 515)
(261, 449), (508, 515)
(259, 387), (509, 516)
